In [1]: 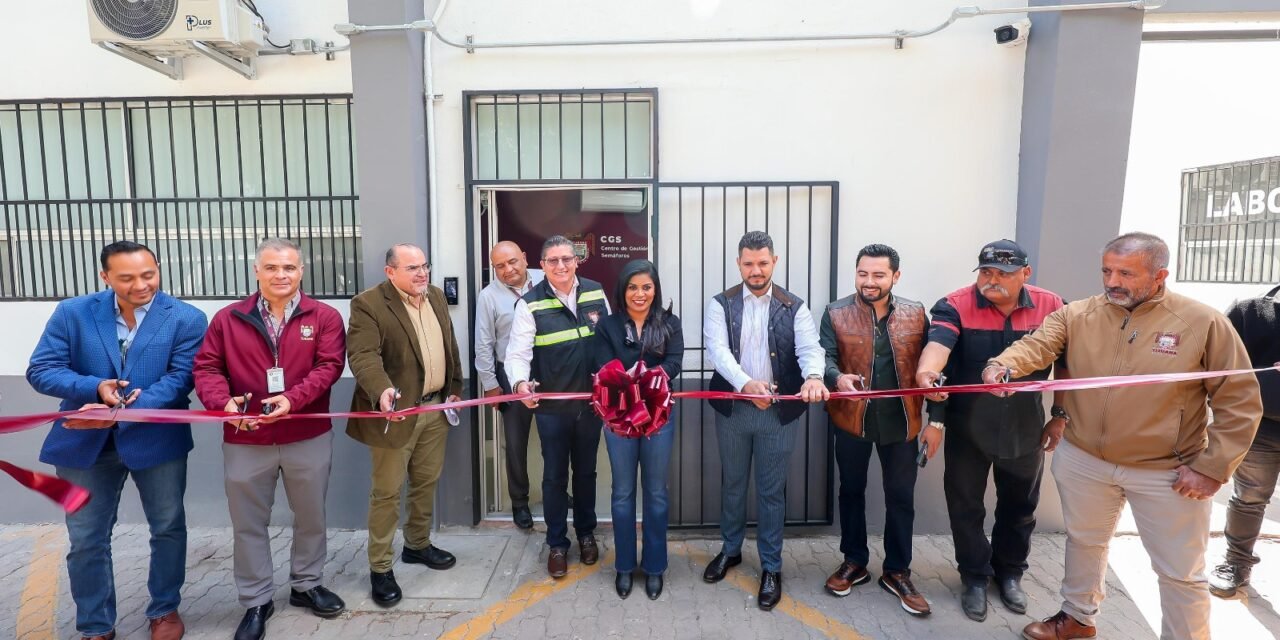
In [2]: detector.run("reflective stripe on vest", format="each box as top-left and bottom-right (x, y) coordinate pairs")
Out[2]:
(533, 325), (595, 347)
(526, 298), (564, 312)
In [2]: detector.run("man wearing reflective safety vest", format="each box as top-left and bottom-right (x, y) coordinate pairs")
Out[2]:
(505, 235), (611, 579)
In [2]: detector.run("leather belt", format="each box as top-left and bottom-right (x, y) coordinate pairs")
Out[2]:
(415, 390), (444, 406)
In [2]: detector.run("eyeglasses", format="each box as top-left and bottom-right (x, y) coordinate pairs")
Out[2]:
(399, 263), (430, 274)
(542, 256), (577, 267)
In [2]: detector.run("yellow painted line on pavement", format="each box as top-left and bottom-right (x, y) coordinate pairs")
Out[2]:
(680, 542), (872, 640)
(16, 527), (63, 640)
(439, 550), (610, 640)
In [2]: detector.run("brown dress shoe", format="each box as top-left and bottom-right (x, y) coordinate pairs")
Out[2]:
(825, 561), (871, 597)
(149, 611), (184, 640)
(578, 535), (599, 565)
(1022, 611), (1097, 640)
(548, 547), (569, 578)
(878, 571), (930, 616)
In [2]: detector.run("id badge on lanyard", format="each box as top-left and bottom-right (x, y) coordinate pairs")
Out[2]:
(264, 311), (287, 394)
(266, 367), (286, 393)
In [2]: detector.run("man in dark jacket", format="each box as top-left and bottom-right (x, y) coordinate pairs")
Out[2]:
(701, 231), (829, 611)
(915, 239), (1066, 622)
(346, 243), (464, 607)
(193, 238), (347, 640)
(1209, 285), (1280, 597)
(505, 235), (610, 579)
(819, 244), (931, 617)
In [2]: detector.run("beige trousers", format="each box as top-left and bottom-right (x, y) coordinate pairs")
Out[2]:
(1052, 438), (1213, 640)
(366, 410), (450, 572)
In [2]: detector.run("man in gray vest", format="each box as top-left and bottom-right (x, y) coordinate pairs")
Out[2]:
(701, 230), (829, 611)
(475, 241), (541, 530)
(505, 235), (610, 579)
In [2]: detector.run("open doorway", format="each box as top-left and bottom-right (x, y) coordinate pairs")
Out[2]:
(476, 185), (652, 523)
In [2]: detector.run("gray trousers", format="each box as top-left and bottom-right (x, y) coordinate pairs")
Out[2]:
(1224, 421), (1280, 568)
(223, 431), (333, 607)
(716, 407), (797, 573)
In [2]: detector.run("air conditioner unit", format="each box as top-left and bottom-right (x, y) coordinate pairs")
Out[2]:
(88, 0), (265, 60)
(581, 189), (647, 213)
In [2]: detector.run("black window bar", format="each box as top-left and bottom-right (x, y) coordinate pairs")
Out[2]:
(0, 95), (362, 300)
(1177, 156), (1280, 285)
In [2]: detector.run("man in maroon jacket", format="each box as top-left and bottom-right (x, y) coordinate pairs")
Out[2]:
(193, 238), (347, 640)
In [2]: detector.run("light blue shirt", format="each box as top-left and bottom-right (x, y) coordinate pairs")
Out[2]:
(703, 284), (825, 392)
(114, 297), (153, 353)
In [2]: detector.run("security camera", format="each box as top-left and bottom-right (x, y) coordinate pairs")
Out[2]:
(994, 19), (1031, 47)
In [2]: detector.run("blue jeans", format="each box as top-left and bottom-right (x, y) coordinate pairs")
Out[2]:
(536, 409), (602, 550)
(604, 414), (675, 575)
(57, 449), (188, 636)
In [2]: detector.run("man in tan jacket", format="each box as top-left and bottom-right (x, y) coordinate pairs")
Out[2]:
(983, 232), (1261, 640)
(347, 244), (464, 608)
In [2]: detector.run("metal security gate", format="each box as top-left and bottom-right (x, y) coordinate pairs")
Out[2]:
(654, 182), (840, 527)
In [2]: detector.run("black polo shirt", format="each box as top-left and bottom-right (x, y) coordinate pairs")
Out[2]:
(926, 284), (1064, 459)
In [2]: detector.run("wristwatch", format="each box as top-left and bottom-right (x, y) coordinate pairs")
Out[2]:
(928, 421), (946, 433)
(1050, 405), (1070, 422)
(806, 373), (822, 381)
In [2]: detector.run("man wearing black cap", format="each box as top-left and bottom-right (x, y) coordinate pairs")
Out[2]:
(914, 239), (1067, 622)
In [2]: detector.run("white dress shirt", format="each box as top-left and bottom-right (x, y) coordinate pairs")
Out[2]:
(503, 277), (611, 386)
(703, 284), (825, 391)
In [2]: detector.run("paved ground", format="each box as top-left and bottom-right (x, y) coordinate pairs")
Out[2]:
(3, 522), (1277, 640)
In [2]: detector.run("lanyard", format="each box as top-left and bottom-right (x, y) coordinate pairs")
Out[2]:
(259, 306), (287, 367)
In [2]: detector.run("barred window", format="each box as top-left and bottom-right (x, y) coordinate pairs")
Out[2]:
(0, 95), (361, 300)
(468, 90), (655, 182)
(1178, 156), (1280, 284)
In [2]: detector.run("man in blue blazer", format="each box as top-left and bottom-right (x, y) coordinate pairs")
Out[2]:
(27, 241), (208, 640)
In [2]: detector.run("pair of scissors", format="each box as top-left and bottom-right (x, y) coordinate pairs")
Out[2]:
(383, 387), (401, 434)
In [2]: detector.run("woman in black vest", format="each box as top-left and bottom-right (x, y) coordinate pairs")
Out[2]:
(593, 259), (684, 600)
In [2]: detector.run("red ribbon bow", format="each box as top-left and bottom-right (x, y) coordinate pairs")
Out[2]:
(591, 359), (673, 438)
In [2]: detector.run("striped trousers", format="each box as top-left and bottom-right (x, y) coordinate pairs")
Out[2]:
(716, 406), (798, 573)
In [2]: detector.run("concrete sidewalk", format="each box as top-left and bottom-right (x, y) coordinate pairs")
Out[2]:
(3, 523), (1277, 640)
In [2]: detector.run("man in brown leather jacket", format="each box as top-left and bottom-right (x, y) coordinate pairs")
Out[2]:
(818, 244), (931, 617)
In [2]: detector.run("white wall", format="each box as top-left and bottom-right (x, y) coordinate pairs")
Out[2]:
(1121, 38), (1280, 311)
(427, 0), (1031, 363)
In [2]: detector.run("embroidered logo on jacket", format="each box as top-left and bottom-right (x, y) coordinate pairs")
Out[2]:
(1152, 332), (1180, 356)
(300, 325), (315, 340)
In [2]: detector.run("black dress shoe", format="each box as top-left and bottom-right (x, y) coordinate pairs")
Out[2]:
(961, 582), (988, 622)
(234, 602), (274, 640)
(289, 585), (345, 618)
(758, 571), (782, 611)
(997, 577), (1027, 614)
(513, 505), (534, 530)
(645, 573), (664, 600)
(702, 552), (743, 583)
(371, 570), (402, 607)
(615, 571), (633, 599)
(402, 544), (457, 570)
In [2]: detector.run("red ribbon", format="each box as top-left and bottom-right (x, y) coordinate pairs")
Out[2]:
(591, 359), (673, 438)
(0, 460), (91, 514)
(2, 364), (1272, 513)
